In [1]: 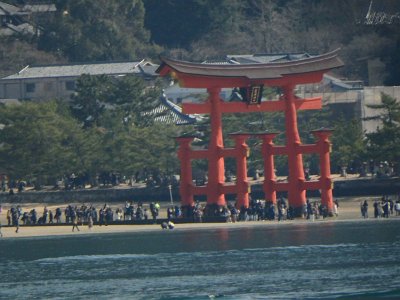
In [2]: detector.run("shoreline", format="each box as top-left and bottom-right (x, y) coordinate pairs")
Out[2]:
(1, 195), (399, 239)
(2, 213), (399, 240)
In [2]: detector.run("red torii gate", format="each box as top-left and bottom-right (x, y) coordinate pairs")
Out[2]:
(156, 49), (343, 217)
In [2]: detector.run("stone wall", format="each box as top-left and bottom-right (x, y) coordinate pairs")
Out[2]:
(1, 177), (398, 205)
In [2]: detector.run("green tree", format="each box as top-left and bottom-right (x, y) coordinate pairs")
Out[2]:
(69, 73), (178, 178)
(0, 101), (100, 187)
(109, 75), (163, 128)
(365, 92), (400, 172)
(70, 74), (163, 128)
(38, 0), (160, 61)
(92, 110), (180, 179)
(0, 99), (180, 186)
(0, 36), (63, 78)
(331, 117), (365, 175)
(70, 74), (111, 128)
(144, 0), (233, 49)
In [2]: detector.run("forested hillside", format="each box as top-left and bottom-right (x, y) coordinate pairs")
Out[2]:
(1, 0), (399, 84)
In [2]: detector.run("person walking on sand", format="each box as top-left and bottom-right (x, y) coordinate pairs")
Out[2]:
(0, 221), (3, 237)
(72, 218), (80, 232)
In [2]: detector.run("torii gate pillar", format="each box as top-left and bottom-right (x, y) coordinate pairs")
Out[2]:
(283, 85), (306, 215)
(207, 87), (226, 206)
(312, 129), (334, 213)
(258, 132), (278, 204)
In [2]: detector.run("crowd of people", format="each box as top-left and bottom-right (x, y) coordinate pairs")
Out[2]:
(1, 198), (306, 233)
(167, 197), (336, 223)
(360, 196), (400, 218)
(1, 201), (163, 233)
(1, 195), (400, 234)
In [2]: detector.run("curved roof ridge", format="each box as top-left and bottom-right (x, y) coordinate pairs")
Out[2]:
(157, 49), (344, 81)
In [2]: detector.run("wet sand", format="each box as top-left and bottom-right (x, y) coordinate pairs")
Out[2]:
(0, 196), (397, 239)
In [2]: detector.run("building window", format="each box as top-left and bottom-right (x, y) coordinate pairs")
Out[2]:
(65, 80), (76, 91)
(25, 83), (36, 93)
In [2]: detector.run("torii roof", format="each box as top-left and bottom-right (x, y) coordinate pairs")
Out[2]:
(156, 49), (344, 88)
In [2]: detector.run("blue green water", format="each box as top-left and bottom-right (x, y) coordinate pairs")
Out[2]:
(0, 219), (399, 299)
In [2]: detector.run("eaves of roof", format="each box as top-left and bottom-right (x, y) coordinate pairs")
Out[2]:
(4, 23), (35, 35)
(22, 4), (56, 13)
(0, 1), (27, 15)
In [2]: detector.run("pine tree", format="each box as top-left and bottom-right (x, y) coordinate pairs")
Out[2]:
(365, 92), (400, 173)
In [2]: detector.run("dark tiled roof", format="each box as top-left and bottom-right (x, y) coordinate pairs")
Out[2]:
(138, 64), (159, 77)
(149, 93), (201, 125)
(2, 60), (155, 80)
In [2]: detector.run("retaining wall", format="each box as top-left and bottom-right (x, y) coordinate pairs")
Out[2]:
(0, 177), (398, 204)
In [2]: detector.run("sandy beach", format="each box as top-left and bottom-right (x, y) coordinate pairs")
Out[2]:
(0, 196), (398, 239)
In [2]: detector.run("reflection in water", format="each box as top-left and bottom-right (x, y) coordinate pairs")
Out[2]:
(216, 228), (230, 251)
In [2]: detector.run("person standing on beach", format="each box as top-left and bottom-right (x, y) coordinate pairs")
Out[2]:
(150, 202), (159, 223)
(88, 215), (93, 229)
(71, 208), (80, 232)
(0, 221), (3, 237)
(48, 210), (54, 224)
(6, 209), (11, 226)
(396, 200), (400, 216)
(382, 199), (389, 218)
(11, 208), (19, 233)
(42, 206), (49, 224)
(306, 199), (312, 220)
(362, 200), (369, 218)
(55, 208), (62, 223)
(333, 199), (339, 216)
(373, 200), (379, 218)
(99, 208), (104, 226)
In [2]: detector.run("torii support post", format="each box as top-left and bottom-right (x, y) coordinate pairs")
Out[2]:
(176, 136), (195, 211)
(206, 87), (226, 207)
(257, 132), (279, 205)
(229, 133), (250, 209)
(283, 85), (306, 216)
(312, 129), (334, 215)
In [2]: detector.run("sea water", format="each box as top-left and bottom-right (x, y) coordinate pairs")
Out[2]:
(0, 219), (399, 299)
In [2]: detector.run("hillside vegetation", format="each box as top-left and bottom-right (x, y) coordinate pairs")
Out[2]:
(1, 0), (399, 84)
